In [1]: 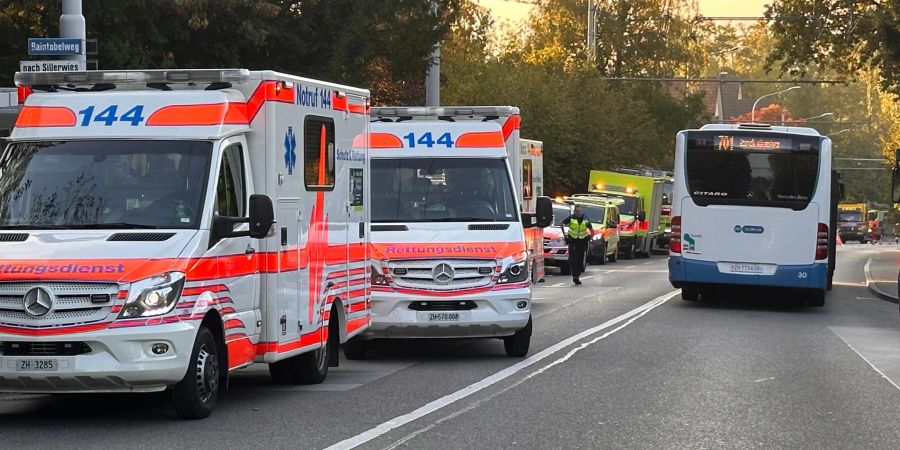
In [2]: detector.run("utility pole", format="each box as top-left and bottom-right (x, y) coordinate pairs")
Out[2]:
(587, 0), (597, 62)
(59, 0), (86, 67)
(425, 0), (440, 107)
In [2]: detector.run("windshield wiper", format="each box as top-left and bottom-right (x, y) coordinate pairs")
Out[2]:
(0, 224), (70, 230)
(65, 223), (159, 229)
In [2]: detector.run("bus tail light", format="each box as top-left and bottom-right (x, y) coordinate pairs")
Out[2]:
(670, 216), (682, 254)
(816, 223), (828, 260)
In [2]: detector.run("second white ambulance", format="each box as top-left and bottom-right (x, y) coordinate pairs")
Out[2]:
(348, 106), (552, 358)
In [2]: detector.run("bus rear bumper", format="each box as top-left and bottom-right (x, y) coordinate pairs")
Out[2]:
(668, 256), (827, 291)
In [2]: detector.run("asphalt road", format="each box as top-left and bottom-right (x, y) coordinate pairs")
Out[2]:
(3, 245), (900, 449)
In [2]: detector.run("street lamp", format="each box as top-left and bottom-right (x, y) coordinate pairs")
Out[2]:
(799, 112), (834, 121)
(751, 86), (801, 122)
(828, 129), (852, 137)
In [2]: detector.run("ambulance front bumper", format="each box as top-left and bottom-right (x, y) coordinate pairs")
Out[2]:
(0, 322), (197, 393)
(365, 287), (531, 339)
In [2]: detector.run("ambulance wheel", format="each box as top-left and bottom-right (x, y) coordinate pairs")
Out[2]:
(596, 242), (607, 265)
(269, 317), (335, 385)
(171, 327), (220, 420)
(560, 264), (571, 276)
(504, 316), (532, 357)
(622, 241), (635, 260)
(344, 339), (368, 360)
(807, 290), (826, 307)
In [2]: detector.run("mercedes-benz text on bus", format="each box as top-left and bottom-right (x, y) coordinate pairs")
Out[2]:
(668, 124), (835, 306)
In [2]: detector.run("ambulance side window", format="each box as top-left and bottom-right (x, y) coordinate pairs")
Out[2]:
(215, 144), (246, 217)
(304, 116), (335, 191)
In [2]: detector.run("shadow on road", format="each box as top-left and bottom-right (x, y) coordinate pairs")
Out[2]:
(674, 287), (819, 313)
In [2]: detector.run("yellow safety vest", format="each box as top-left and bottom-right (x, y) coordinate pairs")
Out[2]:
(567, 217), (590, 239)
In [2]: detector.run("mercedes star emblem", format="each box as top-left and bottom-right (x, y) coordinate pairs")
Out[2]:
(23, 287), (54, 318)
(432, 263), (455, 284)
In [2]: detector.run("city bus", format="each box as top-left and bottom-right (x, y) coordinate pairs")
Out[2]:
(668, 124), (835, 306)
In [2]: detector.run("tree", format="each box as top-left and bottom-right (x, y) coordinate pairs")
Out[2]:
(730, 103), (796, 124)
(765, 0), (900, 96)
(0, 0), (460, 104)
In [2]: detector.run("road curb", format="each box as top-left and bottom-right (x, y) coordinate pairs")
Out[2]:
(864, 258), (898, 304)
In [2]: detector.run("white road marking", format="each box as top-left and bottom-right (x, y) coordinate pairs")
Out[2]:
(324, 290), (679, 450)
(856, 297), (880, 301)
(829, 326), (900, 392)
(643, 262), (654, 265)
(754, 377), (776, 383)
(580, 275), (595, 280)
(626, 266), (636, 269)
(550, 282), (568, 288)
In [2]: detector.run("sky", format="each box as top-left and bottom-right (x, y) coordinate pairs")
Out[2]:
(479, 0), (771, 27)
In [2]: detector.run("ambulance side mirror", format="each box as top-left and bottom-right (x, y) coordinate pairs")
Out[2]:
(637, 211), (646, 222)
(533, 196), (553, 228)
(248, 194), (275, 239)
(212, 194), (275, 243)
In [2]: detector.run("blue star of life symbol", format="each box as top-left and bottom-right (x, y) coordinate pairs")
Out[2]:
(284, 126), (297, 175)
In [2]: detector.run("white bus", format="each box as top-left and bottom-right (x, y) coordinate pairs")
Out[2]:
(668, 124), (835, 306)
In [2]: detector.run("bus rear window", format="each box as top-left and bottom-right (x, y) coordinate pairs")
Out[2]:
(685, 131), (820, 209)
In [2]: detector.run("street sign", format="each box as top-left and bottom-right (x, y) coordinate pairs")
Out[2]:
(27, 38), (84, 56)
(19, 60), (85, 73)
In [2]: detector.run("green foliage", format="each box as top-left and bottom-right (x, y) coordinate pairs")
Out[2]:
(0, 0), (459, 104)
(442, 1), (708, 196)
(765, 0), (900, 97)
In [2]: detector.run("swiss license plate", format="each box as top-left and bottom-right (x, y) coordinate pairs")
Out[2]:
(729, 263), (763, 274)
(426, 312), (461, 322)
(16, 359), (58, 372)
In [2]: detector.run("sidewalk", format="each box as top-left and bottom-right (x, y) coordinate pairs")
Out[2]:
(865, 249), (900, 303)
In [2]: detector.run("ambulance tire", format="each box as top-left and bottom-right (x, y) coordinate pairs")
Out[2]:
(269, 314), (335, 385)
(622, 241), (635, 260)
(171, 327), (220, 420)
(596, 242), (607, 265)
(504, 316), (532, 357)
(343, 339), (368, 360)
(608, 246), (618, 263)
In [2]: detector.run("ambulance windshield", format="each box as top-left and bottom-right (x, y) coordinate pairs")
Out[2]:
(371, 158), (518, 223)
(0, 140), (211, 229)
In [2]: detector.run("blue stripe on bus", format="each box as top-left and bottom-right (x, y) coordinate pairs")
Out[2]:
(668, 256), (826, 290)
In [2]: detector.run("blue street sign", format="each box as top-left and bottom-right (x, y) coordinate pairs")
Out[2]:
(28, 38), (84, 56)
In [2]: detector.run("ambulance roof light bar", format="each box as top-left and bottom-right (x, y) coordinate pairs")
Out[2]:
(372, 106), (516, 119)
(15, 68), (250, 88)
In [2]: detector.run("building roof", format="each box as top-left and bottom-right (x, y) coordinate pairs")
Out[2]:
(664, 78), (773, 123)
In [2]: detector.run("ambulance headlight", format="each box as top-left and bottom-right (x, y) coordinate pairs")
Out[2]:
(498, 260), (528, 284)
(592, 234), (603, 241)
(552, 237), (566, 246)
(119, 272), (185, 318)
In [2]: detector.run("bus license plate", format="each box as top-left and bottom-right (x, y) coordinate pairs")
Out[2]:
(421, 312), (464, 322)
(729, 264), (763, 274)
(16, 359), (58, 372)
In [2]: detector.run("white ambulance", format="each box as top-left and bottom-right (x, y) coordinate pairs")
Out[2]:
(516, 138), (545, 281)
(346, 106), (552, 359)
(0, 69), (371, 419)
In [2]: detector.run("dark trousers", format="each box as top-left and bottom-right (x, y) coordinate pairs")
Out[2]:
(568, 238), (588, 278)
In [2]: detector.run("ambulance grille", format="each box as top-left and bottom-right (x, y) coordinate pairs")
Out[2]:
(0, 341), (92, 356)
(371, 225), (408, 232)
(388, 259), (496, 291)
(408, 300), (477, 311)
(108, 232), (175, 242)
(0, 282), (119, 328)
(0, 233), (28, 242)
(468, 224), (510, 231)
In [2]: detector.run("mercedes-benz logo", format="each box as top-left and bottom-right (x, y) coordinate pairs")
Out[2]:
(23, 287), (54, 318)
(432, 263), (455, 284)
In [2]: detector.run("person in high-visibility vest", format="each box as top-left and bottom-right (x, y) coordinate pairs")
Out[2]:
(561, 205), (594, 285)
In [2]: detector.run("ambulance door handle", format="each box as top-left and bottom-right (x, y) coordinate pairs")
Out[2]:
(359, 222), (365, 239)
(245, 244), (256, 255)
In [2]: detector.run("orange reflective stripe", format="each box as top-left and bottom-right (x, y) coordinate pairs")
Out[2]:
(245, 80), (295, 122)
(502, 114), (521, 140)
(456, 131), (505, 148)
(146, 103), (248, 126)
(369, 132), (403, 149)
(15, 105), (77, 127)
